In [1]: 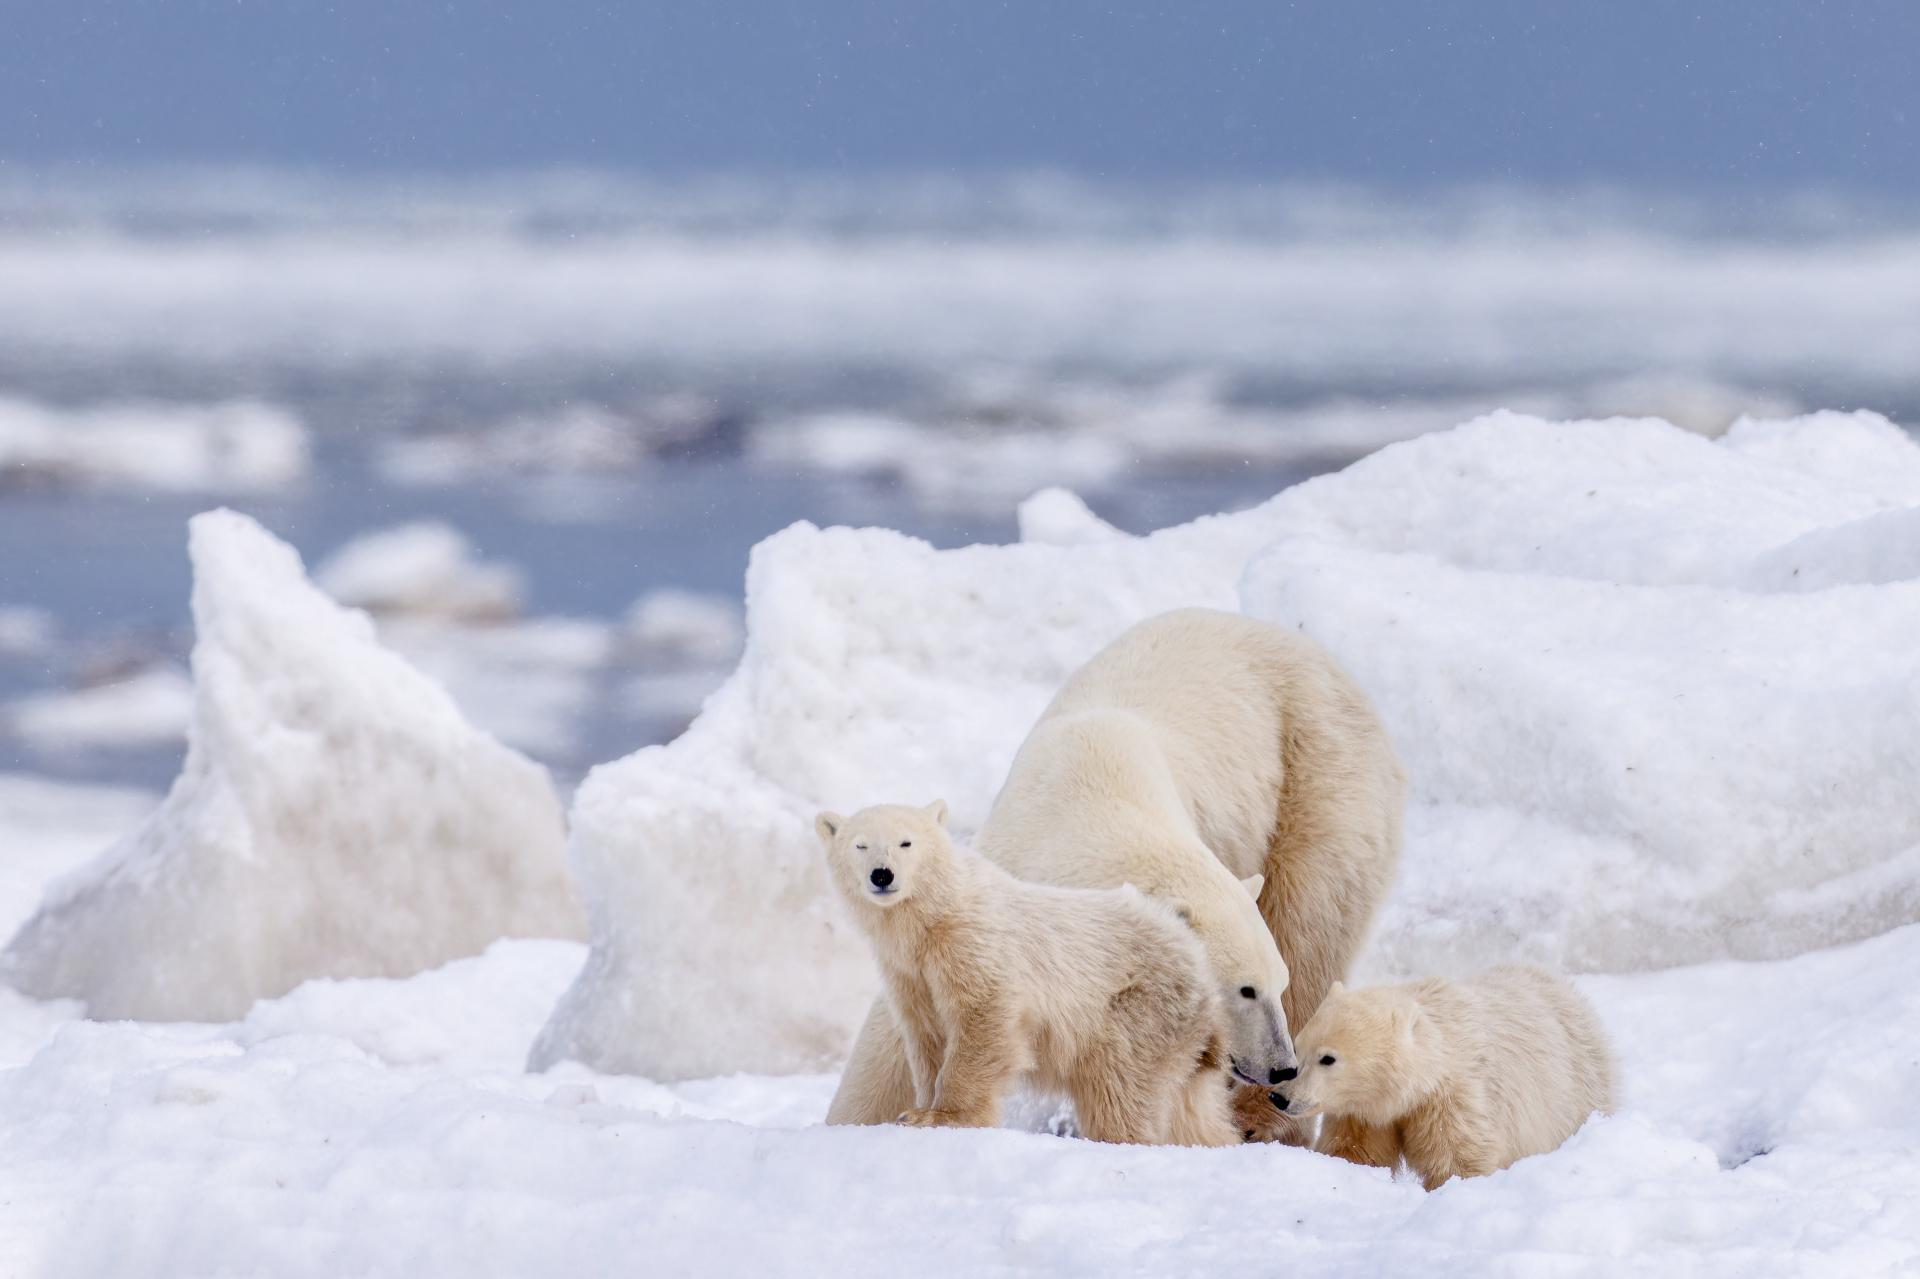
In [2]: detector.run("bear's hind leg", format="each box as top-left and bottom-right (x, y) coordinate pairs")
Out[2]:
(826, 998), (919, 1126)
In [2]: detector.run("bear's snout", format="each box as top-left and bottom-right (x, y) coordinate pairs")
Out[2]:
(1270, 1066), (1297, 1084)
(868, 867), (895, 891)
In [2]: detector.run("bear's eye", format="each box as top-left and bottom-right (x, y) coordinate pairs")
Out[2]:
(1319, 1054), (1337, 1067)
(1239, 986), (1256, 999)
(854, 842), (868, 852)
(899, 840), (911, 848)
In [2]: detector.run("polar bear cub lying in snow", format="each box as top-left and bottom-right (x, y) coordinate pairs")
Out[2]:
(816, 801), (1236, 1146)
(1276, 966), (1614, 1189)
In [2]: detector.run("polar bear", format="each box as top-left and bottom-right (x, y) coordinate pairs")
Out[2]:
(816, 801), (1235, 1145)
(827, 608), (1405, 1137)
(1276, 967), (1615, 1189)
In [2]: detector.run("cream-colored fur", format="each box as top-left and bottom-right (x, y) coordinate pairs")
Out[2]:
(827, 609), (1405, 1141)
(1280, 966), (1615, 1189)
(816, 802), (1235, 1146)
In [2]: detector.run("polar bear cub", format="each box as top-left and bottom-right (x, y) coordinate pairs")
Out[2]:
(1276, 966), (1614, 1189)
(816, 801), (1235, 1146)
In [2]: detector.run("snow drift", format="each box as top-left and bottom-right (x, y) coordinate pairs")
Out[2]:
(533, 411), (1920, 1081)
(1, 510), (583, 1021)
(315, 521), (525, 622)
(0, 396), (308, 492)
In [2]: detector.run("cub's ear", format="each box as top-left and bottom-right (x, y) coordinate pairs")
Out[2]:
(1327, 980), (1346, 998)
(1240, 873), (1265, 900)
(1390, 1002), (1422, 1045)
(924, 799), (949, 827)
(815, 811), (844, 843)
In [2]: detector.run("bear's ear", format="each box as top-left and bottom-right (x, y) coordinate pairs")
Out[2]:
(1390, 1002), (1421, 1045)
(815, 811), (844, 843)
(1240, 873), (1265, 900)
(1328, 980), (1346, 998)
(923, 799), (949, 827)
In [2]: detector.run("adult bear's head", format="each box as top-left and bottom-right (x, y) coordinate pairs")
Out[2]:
(1173, 859), (1298, 1089)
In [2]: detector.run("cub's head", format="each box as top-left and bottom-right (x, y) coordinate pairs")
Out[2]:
(1273, 982), (1434, 1125)
(814, 801), (950, 910)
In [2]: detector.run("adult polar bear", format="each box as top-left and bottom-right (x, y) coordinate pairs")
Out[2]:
(828, 608), (1406, 1130)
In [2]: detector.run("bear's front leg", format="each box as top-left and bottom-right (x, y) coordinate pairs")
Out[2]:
(1317, 1113), (1403, 1170)
(886, 983), (945, 1110)
(918, 1009), (1015, 1129)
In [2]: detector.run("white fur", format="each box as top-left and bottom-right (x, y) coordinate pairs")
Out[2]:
(817, 802), (1234, 1146)
(1286, 966), (1616, 1189)
(829, 609), (1404, 1133)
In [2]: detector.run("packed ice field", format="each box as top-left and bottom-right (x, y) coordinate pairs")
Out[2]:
(1, 410), (1918, 1276)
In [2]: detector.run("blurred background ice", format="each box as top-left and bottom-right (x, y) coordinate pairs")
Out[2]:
(2, 2), (1916, 793)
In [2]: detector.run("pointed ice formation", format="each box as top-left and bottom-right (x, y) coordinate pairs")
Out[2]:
(2, 510), (583, 1021)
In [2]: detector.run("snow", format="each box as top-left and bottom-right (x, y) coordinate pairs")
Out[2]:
(0, 890), (1914, 1274)
(0, 774), (156, 938)
(0, 396), (309, 492)
(1017, 487), (1126, 546)
(377, 396), (736, 485)
(374, 616), (616, 762)
(2, 411), (1917, 1274)
(0, 510), (583, 1021)
(624, 588), (745, 665)
(3, 665), (194, 751)
(315, 521), (526, 622)
(535, 410), (1920, 1083)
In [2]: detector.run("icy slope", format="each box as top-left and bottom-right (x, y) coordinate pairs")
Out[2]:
(534, 412), (1920, 1080)
(0, 510), (583, 1021)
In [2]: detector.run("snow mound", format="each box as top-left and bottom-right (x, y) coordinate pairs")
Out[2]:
(0, 510), (584, 1021)
(315, 521), (525, 622)
(0, 396), (308, 492)
(1016, 487), (1126, 545)
(624, 588), (744, 665)
(534, 410), (1920, 1080)
(4, 665), (194, 750)
(1236, 409), (1920, 977)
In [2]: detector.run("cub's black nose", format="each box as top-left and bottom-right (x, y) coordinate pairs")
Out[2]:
(1270, 1092), (1290, 1111)
(869, 867), (894, 888)
(1269, 1066), (1297, 1084)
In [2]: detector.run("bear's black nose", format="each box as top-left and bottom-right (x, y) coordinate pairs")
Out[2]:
(869, 867), (894, 888)
(1269, 1066), (1297, 1084)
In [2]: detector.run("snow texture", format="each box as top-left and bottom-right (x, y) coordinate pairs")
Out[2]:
(0, 510), (584, 1021)
(315, 521), (525, 622)
(0, 913), (1915, 1276)
(0, 396), (308, 492)
(533, 411), (1920, 1082)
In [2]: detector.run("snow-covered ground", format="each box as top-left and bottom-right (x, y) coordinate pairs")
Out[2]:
(1, 411), (1917, 1275)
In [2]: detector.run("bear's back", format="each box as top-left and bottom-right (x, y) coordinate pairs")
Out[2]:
(1433, 966), (1614, 1160)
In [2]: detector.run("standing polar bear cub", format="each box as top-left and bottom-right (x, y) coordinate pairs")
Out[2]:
(817, 802), (1237, 1146)
(1278, 966), (1615, 1189)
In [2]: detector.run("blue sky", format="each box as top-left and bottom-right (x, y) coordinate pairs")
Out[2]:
(4, 1), (1917, 187)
